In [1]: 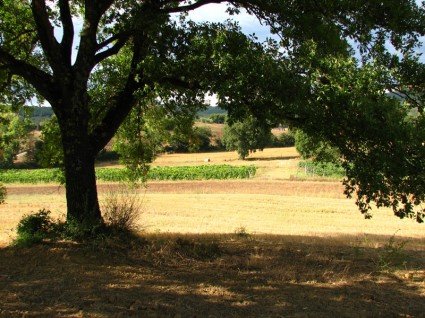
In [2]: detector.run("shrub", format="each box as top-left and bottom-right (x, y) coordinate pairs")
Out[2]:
(96, 149), (120, 162)
(376, 232), (409, 272)
(209, 113), (227, 124)
(0, 183), (6, 204)
(298, 160), (345, 178)
(278, 131), (295, 147)
(295, 129), (340, 163)
(190, 126), (213, 152)
(167, 126), (213, 153)
(14, 209), (53, 247)
(101, 189), (142, 233)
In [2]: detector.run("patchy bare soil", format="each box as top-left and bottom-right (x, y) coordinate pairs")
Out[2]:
(0, 234), (424, 318)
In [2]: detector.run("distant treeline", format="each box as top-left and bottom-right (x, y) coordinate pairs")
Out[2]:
(22, 106), (54, 117)
(22, 106), (225, 125)
(197, 106), (227, 117)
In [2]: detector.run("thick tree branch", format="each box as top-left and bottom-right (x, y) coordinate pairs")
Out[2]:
(0, 47), (59, 103)
(97, 33), (124, 51)
(162, 0), (225, 13)
(95, 0), (116, 14)
(89, 78), (141, 154)
(58, 0), (74, 65)
(94, 33), (131, 64)
(31, 0), (64, 73)
(74, 0), (116, 76)
(89, 38), (147, 154)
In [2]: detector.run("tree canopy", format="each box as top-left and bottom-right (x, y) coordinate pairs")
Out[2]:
(1, 0), (425, 227)
(0, 104), (30, 166)
(222, 116), (272, 159)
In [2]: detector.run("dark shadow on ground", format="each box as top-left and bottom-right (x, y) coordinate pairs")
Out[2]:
(0, 233), (424, 317)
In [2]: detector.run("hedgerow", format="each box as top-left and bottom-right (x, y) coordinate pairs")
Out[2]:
(298, 160), (345, 178)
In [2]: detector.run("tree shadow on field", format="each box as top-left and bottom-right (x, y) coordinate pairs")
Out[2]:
(0, 233), (424, 317)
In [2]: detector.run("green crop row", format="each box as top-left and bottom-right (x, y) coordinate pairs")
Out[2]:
(0, 165), (256, 184)
(0, 168), (61, 184)
(148, 165), (256, 181)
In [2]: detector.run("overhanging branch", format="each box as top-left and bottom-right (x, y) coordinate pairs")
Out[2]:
(0, 47), (59, 103)
(162, 0), (225, 13)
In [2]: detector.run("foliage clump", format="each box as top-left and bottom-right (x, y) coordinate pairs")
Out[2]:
(295, 130), (340, 164)
(376, 234), (409, 272)
(14, 209), (54, 247)
(272, 131), (295, 148)
(0, 104), (31, 167)
(222, 116), (272, 159)
(298, 160), (345, 178)
(13, 189), (144, 246)
(200, 113), (227, 124)
(0, 183), (6, 204)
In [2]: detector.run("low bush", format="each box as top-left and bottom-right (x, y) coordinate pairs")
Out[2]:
(102, 190), (142, 233)
(270, 131), (295, 148)
(13, 204), (141, 246)
(0, 183), (6, 204)
(14, 209), (54, 247)
(96, 149), (120, 162)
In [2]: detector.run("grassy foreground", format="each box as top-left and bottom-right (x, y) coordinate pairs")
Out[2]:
(0, 233), (424, 317)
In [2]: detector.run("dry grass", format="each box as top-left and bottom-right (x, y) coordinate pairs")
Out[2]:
(151, 147), (300, 168)
(1, 147), (424, 317)
(0, 233), (423, 317)
(2, 180), (424, 245)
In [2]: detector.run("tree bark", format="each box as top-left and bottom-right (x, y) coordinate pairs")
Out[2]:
(56, 97), (103, 227)
(62, 141), (102, 226)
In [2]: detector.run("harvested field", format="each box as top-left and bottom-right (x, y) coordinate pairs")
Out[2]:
(1, 147), (424, 317)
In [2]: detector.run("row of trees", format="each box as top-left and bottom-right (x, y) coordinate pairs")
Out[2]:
(1, 103), (298, 168)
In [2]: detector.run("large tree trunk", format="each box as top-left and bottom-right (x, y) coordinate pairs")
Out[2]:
(62, 141), (102, 226)
(56, 96), (103, 227)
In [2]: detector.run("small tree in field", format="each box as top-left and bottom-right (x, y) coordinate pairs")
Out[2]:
(222, 116), (272, 159)
(1, 0), (425, 230)
(295, 129), (339, 164)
